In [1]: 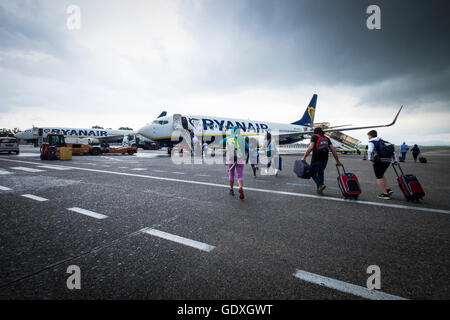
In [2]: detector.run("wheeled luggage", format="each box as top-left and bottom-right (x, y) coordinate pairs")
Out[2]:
(419, 157), (427, 163)
(392, 162), (425, 202)
(336, 165), (362, 199)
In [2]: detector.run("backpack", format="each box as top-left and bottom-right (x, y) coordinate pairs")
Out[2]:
(372, 139), (395, 160)
(314, 134), (329, 153)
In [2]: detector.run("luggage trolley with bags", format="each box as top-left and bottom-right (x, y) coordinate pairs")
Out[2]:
(392, 162), (425, 202)
(336, 164), (362, 199)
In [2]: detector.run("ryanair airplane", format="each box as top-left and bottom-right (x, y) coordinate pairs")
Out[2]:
(15, 127), (134, 144)
(137, 94), (403, 151)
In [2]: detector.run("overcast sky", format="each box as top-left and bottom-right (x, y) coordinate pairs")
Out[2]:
(0, 0), (449, 144)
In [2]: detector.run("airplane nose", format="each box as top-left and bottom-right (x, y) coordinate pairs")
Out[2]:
(137, 125), (154, 139)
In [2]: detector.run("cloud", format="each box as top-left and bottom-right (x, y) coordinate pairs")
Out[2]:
(0, 0), (449, 145)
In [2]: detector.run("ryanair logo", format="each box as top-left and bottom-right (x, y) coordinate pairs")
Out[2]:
(307, 106), (315, 120)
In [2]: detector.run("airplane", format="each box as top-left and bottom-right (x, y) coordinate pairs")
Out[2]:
(137, 94), (403, 152)
(15, 127), (134, 145)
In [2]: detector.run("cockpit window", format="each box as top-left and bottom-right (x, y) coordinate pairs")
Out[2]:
(152, 120), (169, 125)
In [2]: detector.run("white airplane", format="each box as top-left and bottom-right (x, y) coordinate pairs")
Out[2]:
(137, 94), (403, 152)
(15, 127), (134, 144)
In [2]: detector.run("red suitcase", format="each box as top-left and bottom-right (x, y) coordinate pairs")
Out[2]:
(336, 165), (362, 199)
(392, 162), (425, 202)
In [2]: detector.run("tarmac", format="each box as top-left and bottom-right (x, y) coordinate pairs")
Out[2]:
(0, 145), (449, 299)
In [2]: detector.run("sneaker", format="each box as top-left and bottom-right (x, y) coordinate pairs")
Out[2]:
(239, 188), (245, 200)
(377, 193), (391, 200)
(317, 184), (327, 195)
(386, 189), (394, 195)
(229, 189), (234, 196)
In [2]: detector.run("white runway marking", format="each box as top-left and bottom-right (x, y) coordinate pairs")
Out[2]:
(293, 269), (407, 300)
(0, 169), (13, 175)
(67, 207), (108, 219)
(0, 185), (12, 191)
(11, 167), (45, 173)
(1, 158), (450, 216)
(21, 194), (48, 202)
(141, 228), (215, 252)
(130, 168), (147, 171)
(37, 165), (72, 170)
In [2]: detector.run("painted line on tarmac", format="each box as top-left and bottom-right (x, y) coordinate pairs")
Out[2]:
(0, 169), (13, 175)
(287, 182), (312, 187)
(11, 166), (45, 173)
(253, 179), (272, 183)
(0, 185), (12, 191)
(37, 165), (72, 171)
(293, 269), (407, 300)
(172, 171), (185, 175)
(67, 207), (108, 219)
(1, 158), (450, 215)
(130, 168), (147, 171)
(140, 228), (215, 252)
(21, 194), (48, 202)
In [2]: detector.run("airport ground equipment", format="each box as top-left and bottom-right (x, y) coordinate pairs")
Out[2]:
(392, 162), (425, 202)
(336, 164), (362, 199)
(101, 144), (137, 155)
(40, 133), (66, 160)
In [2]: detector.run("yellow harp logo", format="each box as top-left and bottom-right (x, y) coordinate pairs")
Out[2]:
(307, 106), (315, 120)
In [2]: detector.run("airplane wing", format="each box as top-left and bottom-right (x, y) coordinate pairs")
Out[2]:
(277, 106), (403, 140)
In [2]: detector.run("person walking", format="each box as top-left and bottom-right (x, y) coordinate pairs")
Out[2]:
(400, 142), (409, 161)
(367, 130), (398, 200)
(221, 126), (248, 199)
(411, 144), (421, 162)
(301, 127), (342, 195)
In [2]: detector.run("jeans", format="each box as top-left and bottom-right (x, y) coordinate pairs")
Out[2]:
(311, 161), (327, 189)
(401, 152), (407, 161)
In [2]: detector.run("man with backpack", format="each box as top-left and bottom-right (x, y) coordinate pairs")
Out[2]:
(302, 127), (342, 195)
(367, 130), (398, 200)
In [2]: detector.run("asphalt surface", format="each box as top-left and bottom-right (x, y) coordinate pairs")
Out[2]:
(0, 145), (449, 299)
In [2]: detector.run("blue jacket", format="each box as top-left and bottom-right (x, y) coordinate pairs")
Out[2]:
(400, 144), (409, 152)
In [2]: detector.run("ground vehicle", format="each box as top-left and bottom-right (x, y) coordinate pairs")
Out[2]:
(40, 133), (66, 160)
(0, 136), (20, 154)
(122, 134), (160, 150)
(101, 143), (137, 155)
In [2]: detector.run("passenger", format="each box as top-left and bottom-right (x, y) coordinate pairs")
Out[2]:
(411, 144), (421, 162)
(221, 126), (248, 199)
(263, 132), (280, 176)
(367, 130), (398, 200)
(400, 142), (409, 161)
(301, 127), (342, 195)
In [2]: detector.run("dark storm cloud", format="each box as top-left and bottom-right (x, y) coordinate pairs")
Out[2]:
(178, 0), (450, 107)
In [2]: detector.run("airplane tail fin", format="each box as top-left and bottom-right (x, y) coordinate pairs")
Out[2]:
(291, 94), (317, 127)
(157, 111), (167, 118)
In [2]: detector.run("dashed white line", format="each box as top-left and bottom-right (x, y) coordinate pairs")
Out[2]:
(11, 167), (45, 173)
(130, 168), (147, 171)
(37, 165), (72, 170)
(21, 194), (48, 202)
(0, 185), (12, 191)
(140, 228), (215, 252)
(293, 269), (407, 300)
(67, 207), (108, 219)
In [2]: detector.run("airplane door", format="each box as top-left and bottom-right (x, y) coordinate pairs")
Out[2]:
(173, 114), (182, 130)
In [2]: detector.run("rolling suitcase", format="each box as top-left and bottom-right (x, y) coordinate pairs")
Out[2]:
(392, 162), (425, 202)
(336, 165), (362, 199)
(419, 157), (427, 163)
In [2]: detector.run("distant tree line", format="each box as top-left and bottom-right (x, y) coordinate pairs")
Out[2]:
(91, 126), (133, 130)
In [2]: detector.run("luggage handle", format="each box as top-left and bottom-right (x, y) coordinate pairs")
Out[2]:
(391, 161), (404, 177)
(336, 164), (346, 175)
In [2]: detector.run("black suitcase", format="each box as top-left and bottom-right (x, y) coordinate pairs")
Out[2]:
(419, 157), (427, 163)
